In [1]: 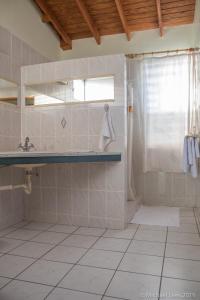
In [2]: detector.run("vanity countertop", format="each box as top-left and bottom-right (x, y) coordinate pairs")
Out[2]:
(0, 151), (121, 165)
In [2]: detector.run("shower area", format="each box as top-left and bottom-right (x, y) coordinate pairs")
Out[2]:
(126, 49), (200, 227)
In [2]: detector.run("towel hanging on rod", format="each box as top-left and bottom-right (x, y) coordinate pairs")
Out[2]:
(99, 104), (116, 151)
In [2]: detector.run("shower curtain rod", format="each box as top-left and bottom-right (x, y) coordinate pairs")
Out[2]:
(126, 47), (200, 59)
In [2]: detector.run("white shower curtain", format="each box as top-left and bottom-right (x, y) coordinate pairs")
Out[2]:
(128, 55), (192, 174)
(188, 53), (200, 135)
(127, 53), (200, 199)
(127, 59), (144, 200)
(143, 55), (190, 172)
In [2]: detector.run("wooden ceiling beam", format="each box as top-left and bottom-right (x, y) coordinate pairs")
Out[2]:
(75, 0), (101, 44)
(115, 0), (131, 41)
(156, 0), (164, 36)
(60, 39), (72, 50)
(34, 0), (72, 49)
(42, 14), (50, 23)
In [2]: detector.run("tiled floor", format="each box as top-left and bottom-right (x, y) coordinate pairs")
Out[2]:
(0, 207), (199, 299)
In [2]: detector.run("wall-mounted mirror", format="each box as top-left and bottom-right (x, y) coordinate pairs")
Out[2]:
(0, 78), (18, 105)
(25, 76), (114, 106)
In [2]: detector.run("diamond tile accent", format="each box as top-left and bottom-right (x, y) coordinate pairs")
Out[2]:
(61, 117), (67, 128)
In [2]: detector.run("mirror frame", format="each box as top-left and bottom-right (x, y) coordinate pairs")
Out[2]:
(24, 74), (115, 107)
(0, 77), (19, 107)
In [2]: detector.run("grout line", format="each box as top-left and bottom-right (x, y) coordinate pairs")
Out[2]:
(43, 227), (108, 299)
(0, 223), (81, 291)
(100, 225), (140, 300)
(3, 244), (200, 265)
(1, 217), (200, 298)
(193, 207), (200, 238)
(0, 224), (28, 239)
(45, 286), (103, 298)
(161, 275), (200, 284)
(158, 227), (168, 300)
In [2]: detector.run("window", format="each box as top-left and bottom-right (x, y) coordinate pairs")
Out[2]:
(138, 55), (189, 172)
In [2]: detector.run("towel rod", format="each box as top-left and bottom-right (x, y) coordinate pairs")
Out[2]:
(126, 47), (200, 59)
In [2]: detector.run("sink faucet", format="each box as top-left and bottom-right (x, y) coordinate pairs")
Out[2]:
(18, 137), (35, 152)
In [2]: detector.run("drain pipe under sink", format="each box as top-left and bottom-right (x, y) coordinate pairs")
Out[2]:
(0, 168), (33, 194)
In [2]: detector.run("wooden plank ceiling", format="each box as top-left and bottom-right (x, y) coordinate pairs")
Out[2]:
(34, 0), (196, 50)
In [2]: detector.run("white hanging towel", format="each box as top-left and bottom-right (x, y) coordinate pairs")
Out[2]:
(183, 136), (199, 178)
(190, 137), (198, 178)
(195, 137), (200, 158)
(99, 104), (116, 151)
(183, 136), (189, 173)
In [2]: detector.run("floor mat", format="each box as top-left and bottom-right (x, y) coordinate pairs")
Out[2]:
(130, 205), (180, 227)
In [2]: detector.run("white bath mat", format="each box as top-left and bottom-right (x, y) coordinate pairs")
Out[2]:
(131, 205), (180, 227)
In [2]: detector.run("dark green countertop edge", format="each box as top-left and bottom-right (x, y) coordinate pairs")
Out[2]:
(0, 153), (121, 166)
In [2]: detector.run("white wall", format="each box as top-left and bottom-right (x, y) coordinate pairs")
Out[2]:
(0, 0), (60, 61)
(60, 24), (197, 60)
(195, 25), (200, 46)
(0, 24), (48, 229)
(21, 55), (129, 229)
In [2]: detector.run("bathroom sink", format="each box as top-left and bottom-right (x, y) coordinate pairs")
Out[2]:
(0, 151), (121, 166)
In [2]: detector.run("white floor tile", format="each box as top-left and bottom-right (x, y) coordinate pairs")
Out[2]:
(166, 243), (200, 260)
(119, 253), (163, 276)
(167, 232), (200, 246)
(92, 237), (129, 252)
(31, 231), (68, 244)
(74, 227), (105, 237)
(13, 221), (29, 228)
(46, 287), (102, 300)
(48, 224), (78, 234)
(24, 222), (53, 231)
(103, 224), (138, 239)
(0, 238), (24, 253)
(59, 265), (114, 294)
(6, 229), (39, 241)
(168, 223), (198, 233)
(134, 229), (166, 243)
(79, 249), (123, 269)
(106, 271), (160, 300)
(61, 234), (98, 248)
(9, 241), (54, 258)
(0, 277), (10, 288)
(0, 227), (17, 237)
(128, 240), (165, 257)
(0, 280), (52, 300)
(0, 254), (35, 278)
(18, 259), (73, 286)
(43, 245), (87, 263)
(160, 277), (200, 300)
(163, 258), (200, 281)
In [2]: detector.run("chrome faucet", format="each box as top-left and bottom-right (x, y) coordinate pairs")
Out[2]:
(18, 137), (35, 152)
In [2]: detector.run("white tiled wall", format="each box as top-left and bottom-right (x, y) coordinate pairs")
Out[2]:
(22, 54), (129, 229)
(0, 166), (24, 229)
(0, 103), (20, 151)
(141, 172), (200, 208)
(0, 25), (48, 229)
